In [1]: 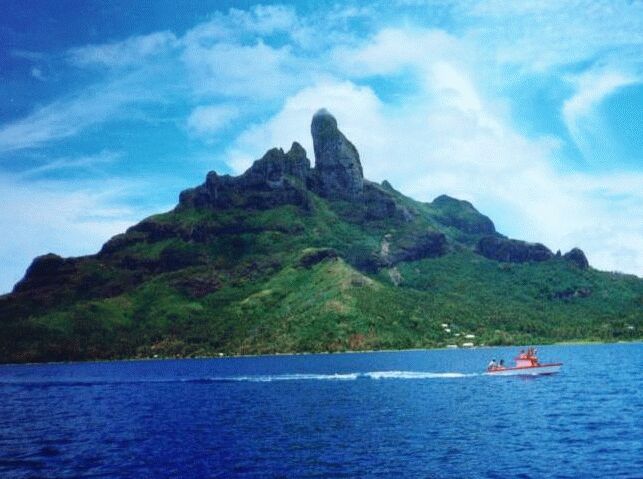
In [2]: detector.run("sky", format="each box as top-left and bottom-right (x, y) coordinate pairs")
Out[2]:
(0, 0), (642, 293)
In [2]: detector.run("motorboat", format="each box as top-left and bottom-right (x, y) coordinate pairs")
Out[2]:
(485, 348), (562, 376)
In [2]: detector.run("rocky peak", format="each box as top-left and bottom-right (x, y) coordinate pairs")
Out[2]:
(284, 142), (311, 181)
(13, 253), (76, 293)
(381, 180), (394, 191)
(242, 145), (310, 186)
(311, 109), (364, 200)
(287, 141), (307, 162)
(178, 144), (312, 211)
(563, 248), (589, 269)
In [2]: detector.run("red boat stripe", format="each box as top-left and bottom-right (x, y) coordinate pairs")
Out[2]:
(487, 363), (562, 372)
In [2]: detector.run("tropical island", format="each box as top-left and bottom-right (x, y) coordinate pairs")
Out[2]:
(1, 109), (641, 363)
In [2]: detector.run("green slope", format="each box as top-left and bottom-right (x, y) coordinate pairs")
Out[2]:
(1, 192), (640, 363)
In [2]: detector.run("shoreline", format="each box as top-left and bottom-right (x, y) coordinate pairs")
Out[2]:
(1, 339), (640, 367)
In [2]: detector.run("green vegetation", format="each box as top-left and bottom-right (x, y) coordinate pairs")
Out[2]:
(1, 184), (641, 363)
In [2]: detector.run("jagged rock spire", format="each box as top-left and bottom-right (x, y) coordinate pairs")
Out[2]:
(311, 109), (364, 200)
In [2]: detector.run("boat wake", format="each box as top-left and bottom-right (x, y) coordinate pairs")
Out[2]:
(364, 371), (475, 380)
(215, 371), (477, 382)
(1, 371), (477, 387)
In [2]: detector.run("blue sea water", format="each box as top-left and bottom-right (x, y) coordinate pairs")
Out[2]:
(0, 343), (641, 478)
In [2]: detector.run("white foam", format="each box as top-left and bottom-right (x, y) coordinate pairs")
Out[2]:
(222, 373), (361, 382)
(365, 371), (474, 380)
(220, 371), (475, 382)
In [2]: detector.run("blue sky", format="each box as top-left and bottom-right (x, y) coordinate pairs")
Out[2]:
(1, 0), (642, 292)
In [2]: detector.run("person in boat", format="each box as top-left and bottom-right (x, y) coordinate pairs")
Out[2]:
(498, 359), (505, 369)
(487, 359), (498, 371)
(530, 348), (539, 366)
(522, 347), (539, 366)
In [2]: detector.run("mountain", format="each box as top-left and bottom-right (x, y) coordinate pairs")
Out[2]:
(1, 110), (641, 363)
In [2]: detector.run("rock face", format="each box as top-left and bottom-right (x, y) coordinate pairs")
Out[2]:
(241, 142), (310, 187)
(13, 254), (77, 293)
(178, 143), (311, 211)
(363, 181), (414, 222)
(310, 109), (364, 200)
(563, 248), (589, 269)
(299, 248), (338, 268)
(431, 195), (496, 235)
(551, 287), (592, 300)
(476, 236), (553, 263)
(381, 231), (448, 266)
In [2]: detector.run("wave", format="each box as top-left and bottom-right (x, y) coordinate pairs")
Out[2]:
(0, 371), (476, 387)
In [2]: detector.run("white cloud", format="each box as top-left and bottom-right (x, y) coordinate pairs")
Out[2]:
(0, 92), (121, 152)
(331, 28), (461, 77)
(563, 70), (639, 157)
(182, 5), (298, 46)
(18, 150), (121, 178)
(0, 175), (155, 294)
(0, 72), (172, 152)
(223, 80), (386, 174)
(30, 67), (45, 81)
(564, 72), (635, 123)
(186, 105), (239, 137)
(0, 4), (329, 156)
(469, 0), (643, 73)
(180, 40), (305, 99)
(235, 5), (298, 34)
(0, 7), (305, 153)
(558, 172), (643, 274)
(68, 31), (177, 68)
(11, 49), (46, 61)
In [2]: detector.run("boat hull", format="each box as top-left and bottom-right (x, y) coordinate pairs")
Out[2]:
(486, 363), (562, 376)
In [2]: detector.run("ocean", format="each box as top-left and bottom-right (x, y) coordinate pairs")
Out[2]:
(1, 343), (641, 478)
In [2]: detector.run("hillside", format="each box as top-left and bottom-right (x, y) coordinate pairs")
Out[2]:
(1, 109), (641, 363)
